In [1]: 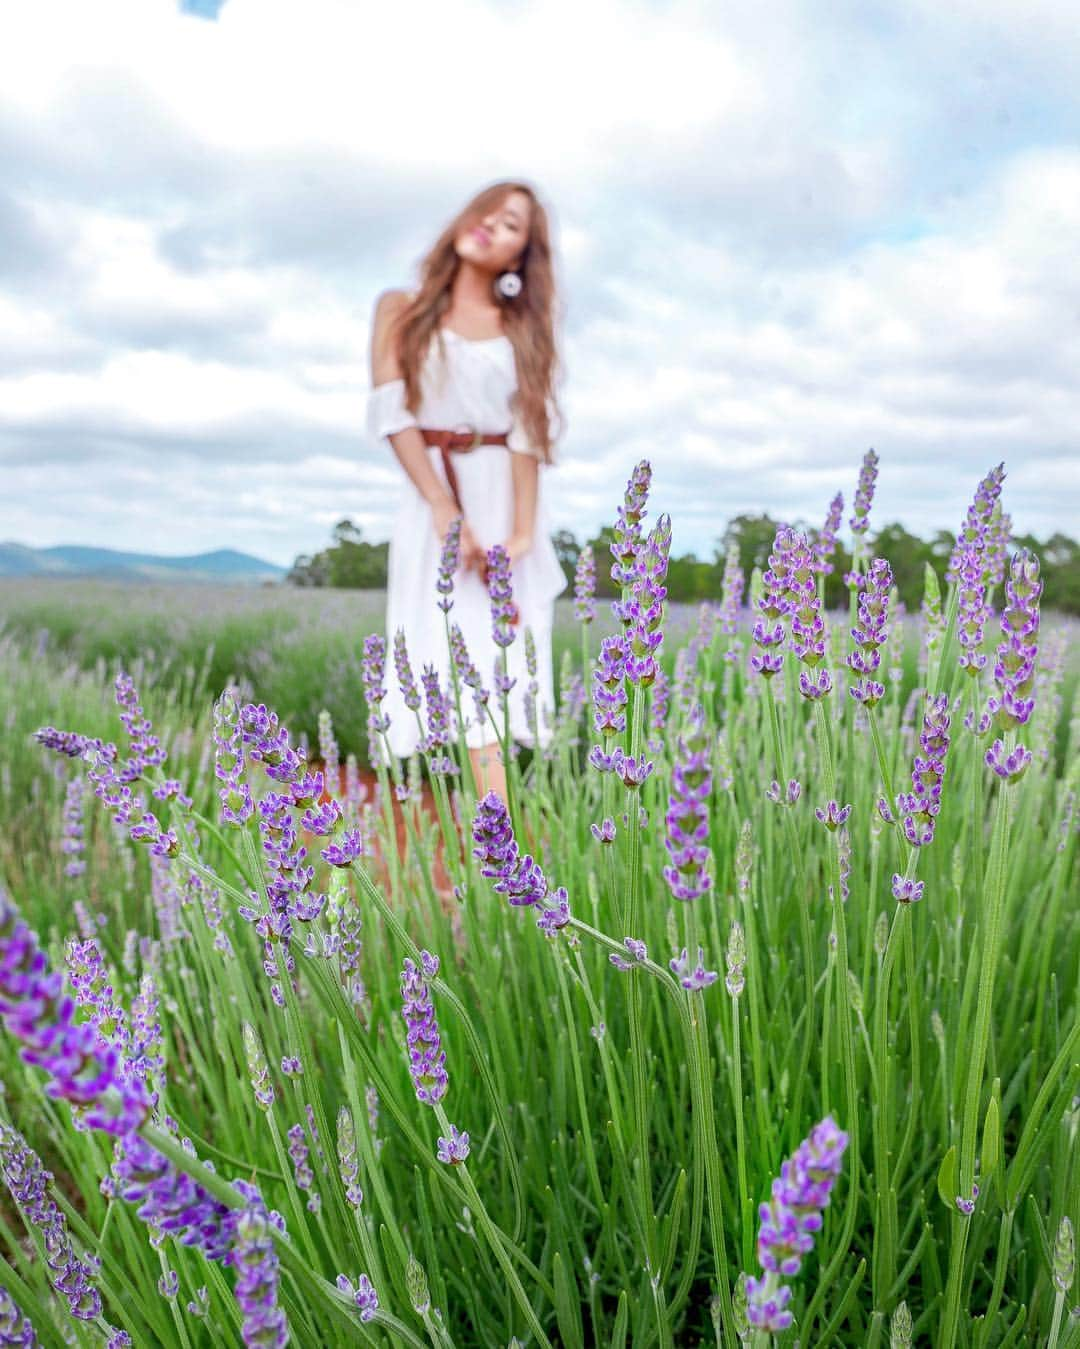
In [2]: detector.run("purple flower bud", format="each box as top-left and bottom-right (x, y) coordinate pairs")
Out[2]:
(436, 1124), (471, 1165)
(485, 545), (517, 649)
(849, 449), (879, 536)
(400, 954), (447, 1106)
(435, 517), (461, 613)
(815, 801), (852, 831)
(985, 739), (1032, 782)
(669, 946), (718, 991)
(891, 874), (925, 904)
(590, 818), (616, 844)
(393, 630), (422, 711)
(814, 492), (844, 575)
(574, 544), (597, 623)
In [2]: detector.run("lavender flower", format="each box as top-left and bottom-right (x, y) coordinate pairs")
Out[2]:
(317, 709), (340, 798)
(814, 800), (852, 831)
(0, 1122), (102, 1321)
(986, 549), (1041, 732)
(0, 893), (151, 1136)
(891, 875), (925, 903)
(436, 517), (462, 613)
(718, 543), (745, 639)
(392, 630), (422, 711)
(243, 1024), (275, 1111)
(449, 623), (489, 724)
(847, 557), (892, 708)
(400, 953), (448, 1105)
(610, 748), (654, 790)
(227, 1187), (289, 1348)
(985, 740), (1032, 783)
(60, 774), (87, 878)
(621, 514), (671, 686)
(287, 1124), (316, 1207)
(486, 545), (517, 649)
(894, 694), (951, 846)
(742, 1115), (849, 1332)
(361, 634), (390, 754)
(752, 527), (800, 679)
(951, 465), (1007, 676)
(471, 792), (572, 931)
(946, 463), (1006, 586)
(336, 1274), (378, 1323)
(0, 1285), (36, 1345)
(420, 665), (455, 773)
(33, 727), (110, 760)
(663, 706), (712, 901)
(214, 689), (254, 828)
(574, 543), (597, 623)
(814, 492), (844, 575)
(610, 460), (652, 585)
(592, 634), (629, 740)
(337, 1108), (363, 1208)
(591, 818), (616, 845)
(436, 1124), (471, 1165)
(849, 449), (879, 537)
(669, 946), (718, 992)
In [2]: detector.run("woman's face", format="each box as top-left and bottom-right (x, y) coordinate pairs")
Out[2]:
(455, 191), (531, 274)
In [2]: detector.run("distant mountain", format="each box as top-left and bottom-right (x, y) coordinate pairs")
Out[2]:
(0, 542), (285, 584)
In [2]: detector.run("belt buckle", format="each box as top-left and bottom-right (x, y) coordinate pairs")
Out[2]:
(453, 422), (482, 451)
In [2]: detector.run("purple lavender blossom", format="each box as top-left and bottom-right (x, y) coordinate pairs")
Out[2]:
(321, 829), (365, 867)
(574, 543), (597, 623)
(621, 514), (671, 686)
(610, 748), (654, 791)
(986, 549), (1041, 732)
(591, 818), (616, 844)
(0, 1284), (36, 1345)
(32, 727), (109, 760)
(719, 543), (745, 638)
(336, 1274), (378, 1323)
(400, 953), (448, 1105)
(485, 545), (517, 649)
(317, 709), (340, 799)
(946, 463), (1006, 587)
(287, 1123), (316, 1206)
(891, 875), (925, 903)
(0, 894), (151, 1136)
(985, 740), (1033, 783)
(847, 557), (892, 708)
(893, 695), (951, 846)
(215, 689), (254, 828)
(663, 706), (712, 902)
(669, 946), (718, 992)
(470, 792), (573, 931)
(610, 460), (652, 585)
(814, 801), (852, 831)
(436, 1124), (471, 1165)
(849, 450), (879, 537)
(592, 634), (629, 740)
(436, 517), (462, 614)
(227, 1186), (289, 1348)
(814, 492), (844, 575)
(361, 634), (391, 753)
(392, 630), (422, 712)
(742, 1115), (850, 1331)
(448, 623), (490, 725)
(420, 665), (455, 773)
(114, 671), (168, 780)
(751, 527), (799, 679)
(60, 774), (88, 879)
(0, 1122), (102, 1321)
(336, 1108), (363, 1208)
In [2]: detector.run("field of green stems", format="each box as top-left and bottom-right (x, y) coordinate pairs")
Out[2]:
(0, 454), (1077, 1348)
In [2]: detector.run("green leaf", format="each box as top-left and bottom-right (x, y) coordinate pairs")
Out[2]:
(937, 1145), (958, 1210)
(981, 1092), (1001, 1182)
(553, 1252), (584, 1349)
(610, 1290), (629, 1349)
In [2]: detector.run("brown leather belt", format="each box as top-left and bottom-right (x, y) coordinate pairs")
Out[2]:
(419, 427), (509, 452)
(420, 426), (508, 518)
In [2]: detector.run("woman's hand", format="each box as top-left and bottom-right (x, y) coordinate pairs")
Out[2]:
(432, 498), (484, 574)
(502, 532), (534, 566)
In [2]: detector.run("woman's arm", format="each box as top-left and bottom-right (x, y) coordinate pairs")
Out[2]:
(504, 450), (539, 565)
(369, 291), (455, 524)
(369, 290), (482, 568)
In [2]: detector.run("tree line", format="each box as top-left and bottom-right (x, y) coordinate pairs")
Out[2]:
(287, 517), (1080, 614)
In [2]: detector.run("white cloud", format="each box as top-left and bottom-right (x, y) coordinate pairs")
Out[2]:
(0, 0), (1078, 565)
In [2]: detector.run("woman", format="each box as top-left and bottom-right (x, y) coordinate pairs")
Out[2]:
(365, 180), (568, 800)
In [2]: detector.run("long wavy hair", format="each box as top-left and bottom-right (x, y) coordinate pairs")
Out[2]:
(390, 180), (564, 464)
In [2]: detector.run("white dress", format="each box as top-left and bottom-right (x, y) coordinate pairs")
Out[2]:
(365, 325), (568, 758)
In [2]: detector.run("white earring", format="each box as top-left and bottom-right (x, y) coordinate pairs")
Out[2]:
(495, 270), (522, 300)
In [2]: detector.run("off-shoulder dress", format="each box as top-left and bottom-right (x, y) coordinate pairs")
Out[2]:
(365, 325), (567, 758)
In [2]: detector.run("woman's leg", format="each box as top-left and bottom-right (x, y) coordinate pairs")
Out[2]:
(468, 743), (507, 802)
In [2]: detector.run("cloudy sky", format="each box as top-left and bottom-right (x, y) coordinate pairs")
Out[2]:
(2, 0), (1077, 568)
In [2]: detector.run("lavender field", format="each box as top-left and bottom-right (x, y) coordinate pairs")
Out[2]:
(0, 455), (1077, 1347)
